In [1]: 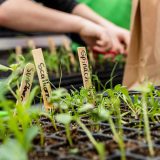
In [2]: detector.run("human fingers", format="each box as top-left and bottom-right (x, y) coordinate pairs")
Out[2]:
(93, 45), (111, 53)
(111, 37), (125, 54)
(118, 30), (130, 52)
(94, 32), (113, 51)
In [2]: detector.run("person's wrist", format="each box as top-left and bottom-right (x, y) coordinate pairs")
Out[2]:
(98, 19), (117, 30)
(72, 16), (85, 33)
(74, 16), (92, 34)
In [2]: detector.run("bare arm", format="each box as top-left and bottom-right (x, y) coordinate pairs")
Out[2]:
(73, 4), (130, 53)
(0, 0), (83, 33)
(72, 3), (114, 28)
(0, 0), (124, 52)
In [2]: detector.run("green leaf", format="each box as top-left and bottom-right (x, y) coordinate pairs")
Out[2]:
(0, 64), (11, 72)
(24, 86), (40, 109)
(115, 85), (128, 95)
(24, 126), (39, 151)
(0, 139), (27, 160)
(106, 89), (114, 97)
(78, 103), (94, 113)
(0, 80), (10, 100)
(9, 64), (19, 71)
(50, 88), (68, 102)
(135, 82), (153, 93)
(110, 97), (121, 107)
(55, 113), (72, 125)
(98, 107), (109, 120)
(114, 84), (122, 91)
(60, 102), (68, 110)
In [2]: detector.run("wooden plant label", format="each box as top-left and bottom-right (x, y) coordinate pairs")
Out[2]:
(32, 48), (53, 111)
(28, 39), (36, 50)
(48, 37), (56, 54)
(77, 47), (92, 89)
(63, 38), (71, 51)
(19, 63), (35, 103)
(15, 46), (23, 62)
(15, 46), (22, 56)
(63, 38), (76, 66)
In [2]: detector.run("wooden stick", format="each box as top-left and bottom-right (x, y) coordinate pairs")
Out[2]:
(77, 47), (92, 89)
(28, 39), (36, 50)
(32, 48), (53, 111)
(63, 38), (76, 66)
(63, 38), (71, 51)
(15, 46), (22, 56)
(15, 46), (23, 62)
(18, 63), (35, 103)
(48, 37), (56, 54)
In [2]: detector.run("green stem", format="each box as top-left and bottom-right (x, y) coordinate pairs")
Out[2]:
(77, 119), (105, 160)
(41, 113), (58, 132)
(8, 85), (17, 99)
(110, 62), (118, 89)
(36, 119), (44, 147)
(119, 94), (137, 117)
(108, 116), (126, 160)
(142, 93), (154, 156)
(65, 124), (73, 146)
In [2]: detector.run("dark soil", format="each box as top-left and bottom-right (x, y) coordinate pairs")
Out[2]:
(49, 141), (92, 158)
(128, 132), (159, 143)
(41, 124), (64, 135)
(29, 115), (160, 160)
(102, 127), (138, 138)
(131, 146), (160, 157)
(32, 135), (64, 148)
(29, 149), (58, 160)
(78, 123), (110, 133)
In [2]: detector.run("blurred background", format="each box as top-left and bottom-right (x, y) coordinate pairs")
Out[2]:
(0, 0), (132, 90)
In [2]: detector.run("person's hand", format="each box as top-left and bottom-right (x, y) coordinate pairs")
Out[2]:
(104, 24), (130, 54)
(79, 20), (130, 53)
(79, 21), (113, 52)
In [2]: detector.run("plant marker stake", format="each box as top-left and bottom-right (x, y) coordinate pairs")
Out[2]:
(28, 39), (36, 50)
(63, 38), (76, 66)
(77, 47), (92, 89)
(15, 46), (22, 62)
(48, 37), (56, 54)
(17, 63), (35, 104)
(15, 46), (22, 56)
(32, 48), (53, 111)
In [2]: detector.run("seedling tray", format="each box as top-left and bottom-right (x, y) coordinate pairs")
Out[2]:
(27, 87), (160, 160)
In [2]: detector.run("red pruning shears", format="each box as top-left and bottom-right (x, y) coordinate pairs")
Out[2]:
(92, 49), (119, 60)
(92, 49), (118, 56)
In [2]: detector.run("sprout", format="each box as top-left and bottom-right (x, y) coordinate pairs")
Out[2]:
(0, 64), (12, 72)
(55, 113), (72, 125)
(78, 103), (94, 113)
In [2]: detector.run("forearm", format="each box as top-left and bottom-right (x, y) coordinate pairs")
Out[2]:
(72, 3), (116, 28)
(36, 0), (79, 13)
(0, 0), (83, 33)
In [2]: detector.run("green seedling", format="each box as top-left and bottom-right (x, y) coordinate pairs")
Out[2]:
(55, 113), (73, 146)
(0, 139), (28, 160)
(44, 51), (59, 77)
(136, 83), (155, 156)
(0, 97), (39, 159)
(76, 118), (105, 160)
(98, 107), (126, 160)
(0, 111), (8, 118)
(0, 64), (40, 158)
